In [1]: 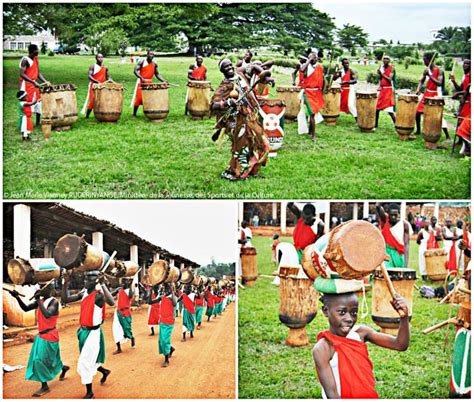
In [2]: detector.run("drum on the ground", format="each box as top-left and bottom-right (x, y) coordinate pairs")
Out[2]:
(187, 80), (211, 120)
(142, 83), (170, 122)
(356, 90), (377, 132)
(422, 97), (445, 149)
(424, 248), (448, 281)
(93, 82), (123, 122)
(276, 86), (301, 121)
(259, 99), (286, 157)
(395, 93), (419, 140)
(322, 85), (341, 125)
(241, 247), (258, 286)
(41, 84), (78, 130)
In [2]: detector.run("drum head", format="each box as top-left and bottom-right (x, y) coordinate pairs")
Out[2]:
(374, 267), (417, 280)
(54, 234), (86, 269)
(181, 270), (194, 284)
(7, 258), (30, 285)
(148, 260), (169, 285)
(241, 247), (257, 256)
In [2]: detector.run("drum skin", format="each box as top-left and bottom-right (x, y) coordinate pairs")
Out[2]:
(276, 86), (300, 120)
(187, 80), (211, 119)
(241, 247), (257, 286)
(93, 82), (123, 122)
(41, 84), (78, 129)
(395, 94), (418, 139)
(7, 258), (60, 285)
(356, 91), (377, 132)
(148, 260), (170, 286)
(322, 86), (341, 125)
(54, 234), (103, 271)
(372, 268), (416, 334)
(422, 97), (444, 149)
(142, 83), (169, 122)
(424, 248), (448, 281)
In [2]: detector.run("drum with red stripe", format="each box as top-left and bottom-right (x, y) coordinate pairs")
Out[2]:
(258, 99), (286, 157)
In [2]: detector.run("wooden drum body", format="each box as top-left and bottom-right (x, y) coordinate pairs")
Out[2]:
(180, 268), (194, 284)
(424, 249), (448, 281)
(322, 86), (341, 125)
(148, 260), (181, 285)
(41, 84), (78, 130)
(372, 268), (416, 334)
(142, 83), (170, 122)
(53, 234), (105, 271)
(356, 91), (377, 132)
(422, 97), (444, 149)
(93, 82), (123, 122)
(7, 258), (60, 285)
(187, 80), (211, 120)
(241, 247), (258, 286)
(279, 274), (319, 346)
(395, 94), (418, 139)
(276, 86), (301, 121)
(259, 99), (286, 157)
(113, 260), (139, 278)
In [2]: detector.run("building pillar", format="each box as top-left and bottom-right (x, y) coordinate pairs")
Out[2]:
(400, 202), (407, 221)
(352, 203), (358, 220)
(281, 202), (287, 234)
(130, 245), (138, 264)
(153, 253), (160, 262)
(92, 232), (103, 251)
(14, 204), (31, 260)
(434, 202), (440, 219)
(170, 258), (175, 267)
(363, 202), (369, 219)
(272, 202), (277, 220)
(238, 202), (244, 224)
(43, 242), (53, 258)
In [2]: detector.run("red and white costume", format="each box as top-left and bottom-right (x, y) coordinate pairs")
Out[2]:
(338, 68), (357, 117)
(376, 65), (395, 112)
(131, 60), (156, 107)
(19, 56), (42, 114)
(81, 64), (108, 114)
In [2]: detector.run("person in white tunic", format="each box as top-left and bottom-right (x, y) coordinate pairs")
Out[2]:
(416, 221), (431, 280)
(442, 218), (462, 270)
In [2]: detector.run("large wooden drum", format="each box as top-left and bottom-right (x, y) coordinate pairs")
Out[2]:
(148, 260), (181, 285)
(395, 94), (418, 140)
(322, 85), (341, 125)
(241, 247), (258, 286)
(112, 260), (139, 277)
(356, 91), (377, 132)
(7, 258), (60, 285)
(53, 234), (106, 271)
(41, 84), (78, 130)
(142, 83), (170, 122)
(93, 82), (123, 122)
(279, 268), (319, 346)
(276, 86), (301, 121)
(424, 249), (448, 281)
(187, 80), (211, 120)
(259, 99), (286, 157)
(422, 97), (444, 149)
(180, 268), (194, 284)
(372, 268), (416, 334)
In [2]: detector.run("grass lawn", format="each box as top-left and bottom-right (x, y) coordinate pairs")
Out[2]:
(3, 56), (470, 199)
(238, 235), (459, 398)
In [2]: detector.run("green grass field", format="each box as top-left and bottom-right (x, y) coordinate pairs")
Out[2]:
(238, 235), (458, 398)
(3, 56), (470, 199)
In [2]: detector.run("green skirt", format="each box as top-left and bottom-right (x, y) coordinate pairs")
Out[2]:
(77, 326), (105, 365)
(205, 306), (214, 318)
(195, 306), (204, 324)
(182, 309), (195, 332)
(117, 312), (133, 339)
(385, 245), (405, 268)
(158, 323), (174, 356)
(26, 335), (63, 382)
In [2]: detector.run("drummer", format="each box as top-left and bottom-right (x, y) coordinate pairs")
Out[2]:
(415, 52), (451, 143)
(428, 215), (442, 248)
(111, 278), (136, 355)
(333, 58), (358, 122)
(179, 285), (196, 341)
(188, 55), (207, 81)
(288, 202), (325, 263)
(236, 49), (253, 69)
(205, 284), (215, 322)
(442, 218), (462, 273)
(251, 59), (274, 99)
(83, 54), (112, 118)
(7, 283), (70, 397)
(147, 284), (161, 336)
(194, 286), (205, 330)
(416, 220), (432, 280)
(449, 59), (471, 128)
(375, 203), (411, 268)
(375, 56), (397, 129)
(312, 277), (410, 398)
(132, 50), (169, 117)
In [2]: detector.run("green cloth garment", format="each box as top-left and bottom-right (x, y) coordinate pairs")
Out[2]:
(117, 311), (133, 339)
(77, 327), (105, 365)
(26, 335), (63, 382)
(158, 323), (174, 356)
(205, 305), (214, 318)
(182, 309), (195, 332)
(195, 306), (204, 324)
(385, 245), (405, 268)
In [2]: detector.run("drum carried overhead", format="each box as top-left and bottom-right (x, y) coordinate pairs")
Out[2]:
(142, 83), (170, 123)
(422, 97), (444, 149)
(322, 85), (341, 125)
(356, 90), (377, 132)
(259, 99), (286, 157)
(241, 247), (258, 286)
(180, 268), (194, 284)
(424, 249), (448, 281)
(276, 86), (301, 121)
(113, 260), (139, 277)
(7, 258), (60, 285)
(93, 82), (123, 123)
(41, 84), (78, 131)
(372, 268), (416, 334)
(187, 80), (211, 120)
(395, 93), (418, 140)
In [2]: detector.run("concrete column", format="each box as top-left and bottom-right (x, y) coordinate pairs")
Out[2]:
(363, 202), (369, 219)
(14, 204), (31, 260)
(153, 253), (160, 262)
(92, 232), (103, 251)
(43, 242), (53, 258)
(400, 202), (407, 221)
(324, 212), (330, 233)
(272, 203), (277, 220)
(352, 203), (358, 220)
(170, 258), (175, 267)
(180, 262), (185, 270)
(281, 202), (287, 234)
(130, 245), (138, 264)
(434, 202), (440, 219)
(238, 202), (244, 224)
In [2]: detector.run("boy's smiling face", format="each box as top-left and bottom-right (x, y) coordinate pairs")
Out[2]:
(323, 293), (359, 337)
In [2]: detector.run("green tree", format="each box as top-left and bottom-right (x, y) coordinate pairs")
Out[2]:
(337, 24), (368, 55)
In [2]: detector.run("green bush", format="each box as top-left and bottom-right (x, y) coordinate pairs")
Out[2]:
(47, 50), (55, 57)
(366, 72), (419, 91)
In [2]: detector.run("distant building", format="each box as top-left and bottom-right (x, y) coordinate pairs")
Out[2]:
(3, 33), (58, 51)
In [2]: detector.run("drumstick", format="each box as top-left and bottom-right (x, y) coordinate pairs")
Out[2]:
(96, 251), (117, 283)
(379, 262), (406, 318)
(29, 278), (56, 300)
(3, 286), (25, 298)
(439, 287), (456, 304)
(422, 318), (457, 335)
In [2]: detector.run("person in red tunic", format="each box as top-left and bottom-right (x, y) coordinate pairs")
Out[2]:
(194, 286), (205, 329)
(111, 278), (136, 354)
(19, 44), (49, 127)
(288, 202), (325, 263)
(450, 59), (471, 155)
(188, 55), (207, 81)
(83, 54), (112, 118)
(455, 116), (471, 156)
(299, 52), (325, 140)
(375, 56), (397, 128)
(147, 285), (161, 336)
(415, 52), (450, 141)
(313, 291), (410, 398)
(132, 50), (168, 116)
(8, 283), (70, 397)
(333, 58), (358, 121)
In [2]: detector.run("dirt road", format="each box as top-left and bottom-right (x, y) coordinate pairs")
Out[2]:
(3, 303), (236, 399)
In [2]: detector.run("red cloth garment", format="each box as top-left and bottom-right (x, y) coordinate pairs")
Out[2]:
(380, 216), (404, 254)
(20, 56), (41, 103)
(293, 218), (318, 251)
(191, 65), (207, 80)
(427, 228), (440, 249)
(298, 70), (305, 87)
(160, 296), (175, 325)
(317, 330), (379, 399)
(87, 65), (107, 110)
(148, 293), (160, 325)
(134, 62), (155, 107)
(416, 67), (441, 113)
(459, 72), (471, 119)
(456, 117), (471, 142)
(206, 290), (215, 308)
(180, 292), (196, 314)
(303, 64), (325, 114)
(117, 289), (131, 317)
(340, 69), (351, 113)
(195, 294), (205, 307)
(376, 65), (395, 110)
(463, 229), (471, 250)
(446, 239), (458, 273)
(37, 299), (59, 342)
(21, 102), (33, 131)
(80, 290), (106, 327)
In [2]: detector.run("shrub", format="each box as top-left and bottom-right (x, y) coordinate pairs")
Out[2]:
(47, 50), (55, 57)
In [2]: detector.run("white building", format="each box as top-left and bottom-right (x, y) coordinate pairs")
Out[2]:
(3, 34), (58, 51)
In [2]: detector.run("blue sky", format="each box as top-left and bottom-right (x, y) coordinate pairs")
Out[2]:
(314, 1), (471, 43)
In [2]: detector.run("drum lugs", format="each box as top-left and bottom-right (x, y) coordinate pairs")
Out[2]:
(187, 80), (211, 119)
(241, 247), (257, 286)
(41, 84), (78, 130)
(422, 97), (444, 149)
(356, 91), (377, 132)
(395, 94), (418, 139)
(93, 82), (123, 123)
(142, 83), (169, 122)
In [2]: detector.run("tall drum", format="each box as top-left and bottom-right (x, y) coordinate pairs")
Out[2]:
(322, 85), (341, 125)
(424, 249), (448, 281)
(259, 99), (286, 157)
(93, 82), (123, 123)
(395, 94), (419, 140)
(7, 258), (60, 285)
(279, 268), (319, 346)
(372, 268), (416, 334)
(241, 247), (257, 286)
(356, 91), (377, 132)
(187, 80), (211, 120)
(41, 84), (78, 130)
(276, 86), (301, 121)
(142, 83), (170, 123)
(422, 97), (444, 149)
